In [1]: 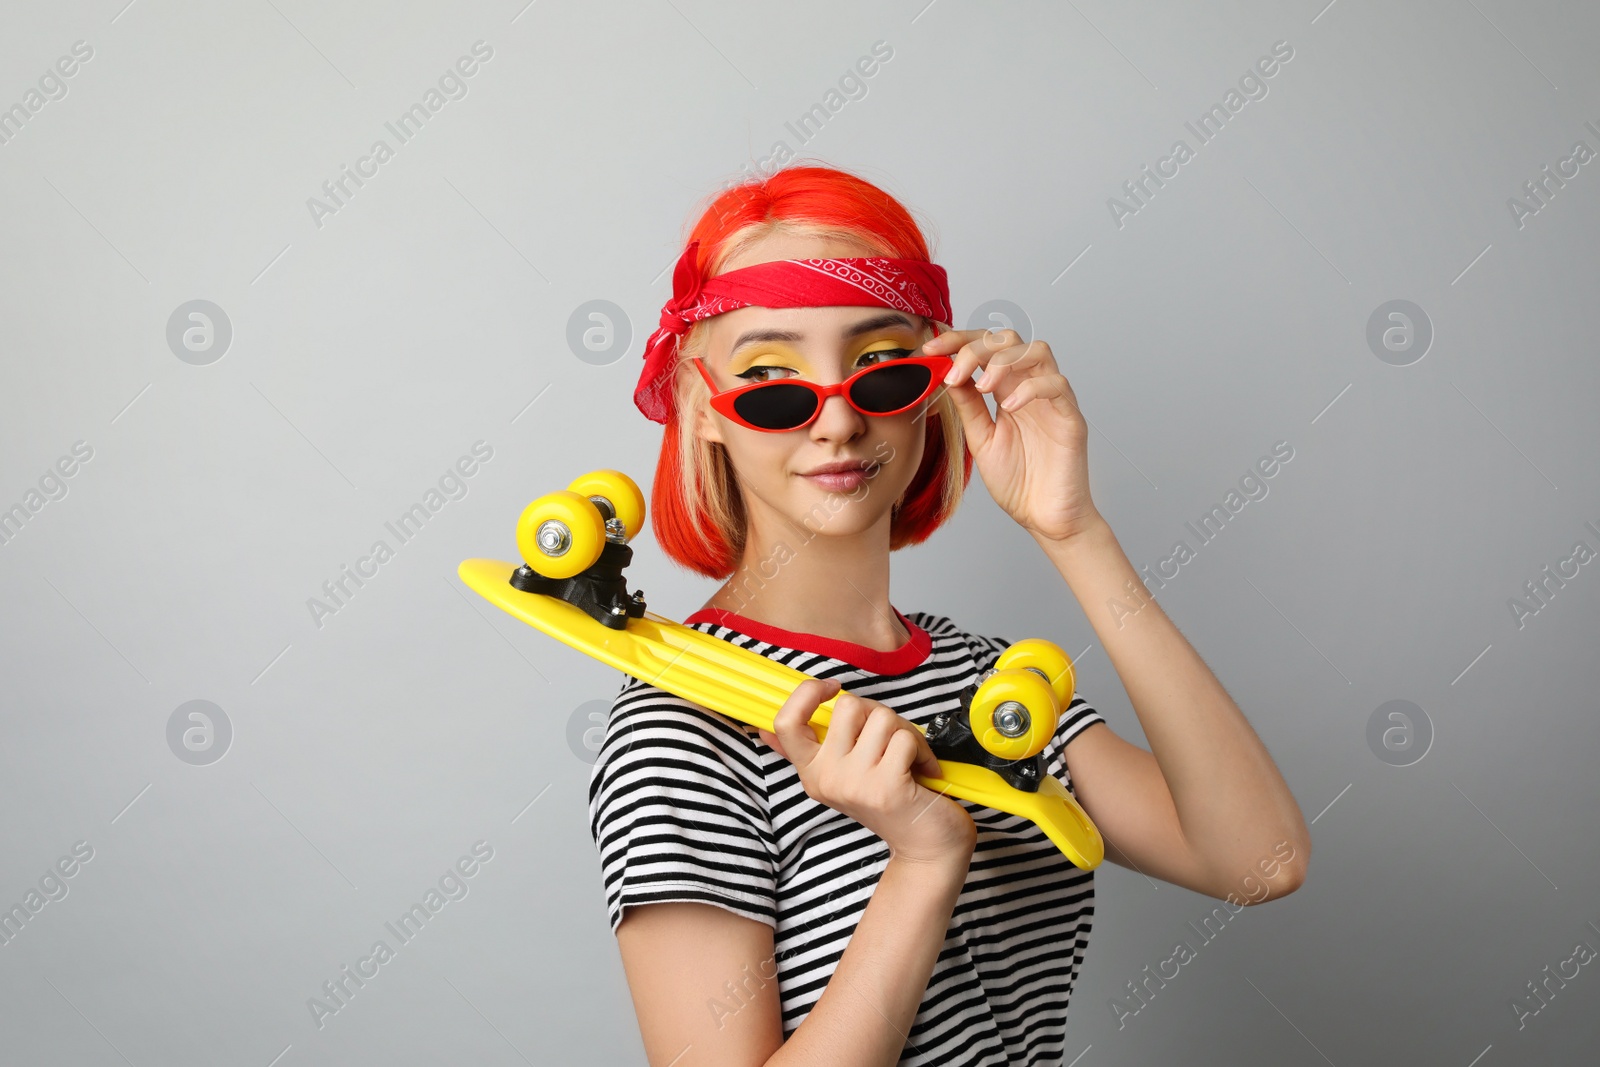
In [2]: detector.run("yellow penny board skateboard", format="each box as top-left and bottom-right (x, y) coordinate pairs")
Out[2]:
(459, 470), (1103, 870)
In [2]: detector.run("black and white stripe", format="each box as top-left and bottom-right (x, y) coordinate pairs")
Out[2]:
(588, 612), (1104, 1066)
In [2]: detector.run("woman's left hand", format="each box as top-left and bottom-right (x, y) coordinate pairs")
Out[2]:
(923, 328), (1102, 545)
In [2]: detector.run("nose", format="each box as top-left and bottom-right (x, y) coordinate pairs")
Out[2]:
(809, 388), (865, 441)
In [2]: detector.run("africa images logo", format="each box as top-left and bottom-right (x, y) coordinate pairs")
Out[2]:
(1107, 40), (1296, 229)
(305, 841), (494, 1029)
(305, 41), (494, 229)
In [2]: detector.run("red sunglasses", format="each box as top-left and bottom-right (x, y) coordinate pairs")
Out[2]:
(693, 352), (955, 432)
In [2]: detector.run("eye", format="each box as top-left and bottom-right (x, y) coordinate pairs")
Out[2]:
(735, 363), (798, 383)
(855, 347), (914, 369)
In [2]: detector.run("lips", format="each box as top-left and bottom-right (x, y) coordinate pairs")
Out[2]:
(798, 459), (875, 494)
(799, 460), (872, 477)
(802, 469), (869, 492)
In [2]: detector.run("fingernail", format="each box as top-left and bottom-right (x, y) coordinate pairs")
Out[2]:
(943, 368), (959, 385)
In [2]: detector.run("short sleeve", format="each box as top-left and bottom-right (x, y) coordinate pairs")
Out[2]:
(587, 676), (778, 935)
(1044, 694), (1106, 786)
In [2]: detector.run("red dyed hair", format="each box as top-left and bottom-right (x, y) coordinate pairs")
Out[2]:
(648, 162), (972, 579)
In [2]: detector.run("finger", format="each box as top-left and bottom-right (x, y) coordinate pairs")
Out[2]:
(936, 329), (1015, 388)
(945, 330), (1010, 388)
(818, 692), (869, 760)
(975, 340), (1051, 394)
(969, 329), (1025, 377)
(998, 372), (1079, 416)
(921, 327), (988, 357)
(846, 705), (900, 768)
(940, 331), (1017, 406)
(883, 726), (944, 781)
(772, 678), (835, 768)
(755, 728), (786, 760)
(908, 722), (943, 778)
(941, 365), (997, 453)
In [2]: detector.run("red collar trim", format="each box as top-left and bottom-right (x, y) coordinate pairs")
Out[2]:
(682, 606), (931, 675)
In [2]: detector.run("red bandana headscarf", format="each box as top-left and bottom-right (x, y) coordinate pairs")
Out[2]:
(633, 238), (953, 423)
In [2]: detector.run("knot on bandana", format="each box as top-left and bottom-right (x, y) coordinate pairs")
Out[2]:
(656, 238), (707, 337)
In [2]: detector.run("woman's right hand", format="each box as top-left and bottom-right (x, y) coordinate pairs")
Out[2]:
(756, 678), (977, 866)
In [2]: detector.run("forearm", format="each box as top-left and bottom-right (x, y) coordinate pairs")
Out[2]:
(1034, 515), (1309, 880)
(767, 853), (969, 1067)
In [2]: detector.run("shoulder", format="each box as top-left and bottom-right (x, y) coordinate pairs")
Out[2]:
(596, 675), (767, 783)
(587, 680), (780, 935)
(588, 676), (774, 842)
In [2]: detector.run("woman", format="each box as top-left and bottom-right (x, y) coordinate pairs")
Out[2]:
(588, 164), (1310, 1066)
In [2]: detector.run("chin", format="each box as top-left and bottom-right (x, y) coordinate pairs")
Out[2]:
(784, 492), (890, 536)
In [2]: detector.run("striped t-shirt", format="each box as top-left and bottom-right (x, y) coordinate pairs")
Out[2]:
(587, 606), (1105, 1066)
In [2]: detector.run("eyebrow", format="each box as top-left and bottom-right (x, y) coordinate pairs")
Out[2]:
(728, 312), (920, 358)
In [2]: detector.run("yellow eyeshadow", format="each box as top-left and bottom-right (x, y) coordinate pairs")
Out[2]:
(729, 336), (914, 377)
(731, 347), (810, 376)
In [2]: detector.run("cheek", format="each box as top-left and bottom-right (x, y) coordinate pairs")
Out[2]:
(723, 431), (796, 481)
(869, 418), (927, 492)
(894, 414), (930, 464)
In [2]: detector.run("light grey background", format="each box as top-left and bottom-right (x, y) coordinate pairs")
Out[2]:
(2, 0), (1597, 1063)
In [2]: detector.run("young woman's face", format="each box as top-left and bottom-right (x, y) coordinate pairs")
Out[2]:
(690, 232), (937, 543)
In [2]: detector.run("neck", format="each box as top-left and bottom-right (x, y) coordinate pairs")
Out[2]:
(701, 497), (907, 653)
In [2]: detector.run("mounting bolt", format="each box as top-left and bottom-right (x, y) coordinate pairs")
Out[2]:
(992, 700), (1030, 738)
(536, 520), (571, 556)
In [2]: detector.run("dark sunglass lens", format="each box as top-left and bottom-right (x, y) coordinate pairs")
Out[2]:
(733, 383), (819, 429)
(850, 363), (931, 413)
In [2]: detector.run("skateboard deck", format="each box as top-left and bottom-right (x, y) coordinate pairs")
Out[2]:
(460, 557), (1104, 870)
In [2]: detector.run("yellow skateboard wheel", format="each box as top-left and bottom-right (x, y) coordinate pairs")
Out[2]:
(566, 469), (646, 544)
(994, 638), (1075, 711)
(969, 668), (1060, 761)
(516, 490), (606, 579)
